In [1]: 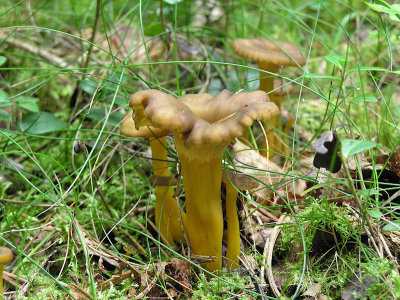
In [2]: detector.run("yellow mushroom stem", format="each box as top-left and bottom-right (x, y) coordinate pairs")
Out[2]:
(150, 137), (186, 246)
(175, 138), (224, 272)
(259, 62), (281, 158)
(225, 183), (240, 270)
(0, 264), (4, 296)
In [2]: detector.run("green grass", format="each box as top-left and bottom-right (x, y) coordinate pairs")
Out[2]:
(0, 0), (399, 299)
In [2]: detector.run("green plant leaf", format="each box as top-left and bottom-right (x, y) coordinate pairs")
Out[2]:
(341, 139), (379, 158)
(0, 56), (7, 67)
(21, 112), (67, 134)
(366, 3), (396, 14)
(0, 109), (11, 121)
(324, 55), (347, 69)
(15, 97), (40, 112)
(382, 221), (400, 232)
(0, 90), (9, 104)
(79, 79), (99, 95)
(304, 73), (342, 82)
(367, 209), (382, 218)
(86, 109), (123, 127)
(351, 94), (377, 102)
(348, 66), (388, 73)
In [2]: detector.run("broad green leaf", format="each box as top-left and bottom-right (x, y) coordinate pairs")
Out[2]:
(0, 109), (11, 121)
(0, 56), (7, 67)
(382, 221), (400, 232)
(351, 94), (377, 103)
(86, 109), (123, 127)
(0, 90), (9, 103)
(18, 102), (39, 113)
(366, 3), (396, 14)
(324, 55), (347, 69)
(367, 209), (382, 218)
(79, 79), (99, 95)
(341, 139), (379, 158)
(359, 188), (380, 197)
(15, 97), (40, 112)
(21, 112), (67, 134)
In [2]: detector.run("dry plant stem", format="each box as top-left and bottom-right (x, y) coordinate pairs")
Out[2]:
(150, 138), (186, 245)
(259, 63), (281, 157)
(176, 139), (224, 272)
(225, 184), (240, 270)
(265, 215), (290, 298)
(0, 32), (68, 67)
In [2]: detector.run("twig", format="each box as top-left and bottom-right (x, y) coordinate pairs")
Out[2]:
(0, 31), (69, 67)
(265, 215), (291, 298)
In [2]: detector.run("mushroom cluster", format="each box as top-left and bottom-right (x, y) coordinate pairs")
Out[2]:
(232, 38), (305, 157)
(122, 89), (279, 272)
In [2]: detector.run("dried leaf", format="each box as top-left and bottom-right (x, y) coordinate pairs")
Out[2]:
(302, 282), (321, 297)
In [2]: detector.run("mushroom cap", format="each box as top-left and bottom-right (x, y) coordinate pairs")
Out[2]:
(232, 38), (306, 67)
(130, 89), (279, 146)
(0, 247), (13, 264)
(120, 110), (169, 138)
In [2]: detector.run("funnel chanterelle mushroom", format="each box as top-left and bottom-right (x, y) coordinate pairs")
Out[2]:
(232, 37), (305, 156)
(121, 111), (186, 246)
(0, 247), (13, 295)
(130, 89), (279, 272)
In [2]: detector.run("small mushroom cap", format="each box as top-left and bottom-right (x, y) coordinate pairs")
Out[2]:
(0, 247), (13, 264)
(120, 111), (169, 138)
(130, 89), (279, 146)
(232, 38), (306, 67)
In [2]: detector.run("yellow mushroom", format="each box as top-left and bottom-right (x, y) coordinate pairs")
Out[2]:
(0, 247), (13, 296)
(130, 89), (279, 272)
(232, 38), (305, 157)
(121, 112), (186, 246)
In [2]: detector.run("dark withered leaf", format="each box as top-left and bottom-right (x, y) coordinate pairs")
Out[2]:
(312, 130), (341, 173)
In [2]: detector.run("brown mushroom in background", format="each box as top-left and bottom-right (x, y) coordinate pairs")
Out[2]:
(0, 246), (13, 296)
(121, 112), (186, 246)
(232, 37), (305, 157)
(130, 89), (279, 272)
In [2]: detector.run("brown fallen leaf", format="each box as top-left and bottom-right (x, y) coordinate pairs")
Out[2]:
(232, 139), (307, 203)
(168, 258), (192, 292)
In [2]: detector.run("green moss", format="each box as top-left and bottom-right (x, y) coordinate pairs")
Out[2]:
(192, 269), (252, 299)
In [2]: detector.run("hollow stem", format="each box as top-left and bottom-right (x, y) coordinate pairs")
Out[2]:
(225, 183), (240, 270)
(175, 138), (224, 272)
(259, 63), (281, 157)
(151, 137), (186, 245)
(0, 264), (3, 295)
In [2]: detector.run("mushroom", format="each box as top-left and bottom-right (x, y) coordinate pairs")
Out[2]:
(223, 169), (259, 270)
(121, 112), (186, 246)
(0, 247), (13, 295)
(231, 38), (305, 157)
(130, 89), (279, 271)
